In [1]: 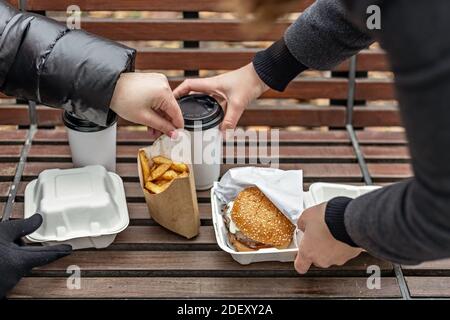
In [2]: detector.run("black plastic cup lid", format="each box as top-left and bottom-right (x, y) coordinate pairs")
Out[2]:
(178, 94), (224, 131)
(62, 110), (117, 133)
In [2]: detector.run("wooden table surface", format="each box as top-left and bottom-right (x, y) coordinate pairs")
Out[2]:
(2, 128), (449, 299)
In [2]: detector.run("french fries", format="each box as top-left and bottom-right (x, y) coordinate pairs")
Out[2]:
(152, 156), (172, 165)
(155, 179), (168, 186)
(145, 181), (171, 194)
(139, 150), (151, 182)
(161, 169), (178, 180)
(139, 152), (190, 194)
(151, 163), (171, 181)
(178, 171), (189, 178)
(171, 162), (188, 173)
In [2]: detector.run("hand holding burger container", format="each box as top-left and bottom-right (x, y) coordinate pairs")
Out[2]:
(212, 168), (380, 265)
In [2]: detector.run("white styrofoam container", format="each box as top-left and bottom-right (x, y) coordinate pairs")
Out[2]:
(211, 182), (380, 265)
(303, 183), (380, 209)
(24, 165), (129, 250)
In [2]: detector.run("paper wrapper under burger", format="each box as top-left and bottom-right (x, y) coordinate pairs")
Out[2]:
(137, 135), (199, 239)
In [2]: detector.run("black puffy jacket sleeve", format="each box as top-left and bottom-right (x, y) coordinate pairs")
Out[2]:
(0, 1), (136, 126)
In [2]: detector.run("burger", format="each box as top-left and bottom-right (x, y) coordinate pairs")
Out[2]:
(223, 187), (295, 252)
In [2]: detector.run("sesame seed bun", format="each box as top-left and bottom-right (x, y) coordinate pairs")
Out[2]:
(230, 187), (295, 250)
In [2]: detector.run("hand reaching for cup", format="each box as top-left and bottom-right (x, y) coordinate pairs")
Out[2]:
(110, 72), (184, 138)
(173, 63), (269, 131)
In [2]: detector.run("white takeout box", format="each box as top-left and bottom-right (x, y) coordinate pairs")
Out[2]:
(24, 165), (129, 250)
(211, 182), (380, 265)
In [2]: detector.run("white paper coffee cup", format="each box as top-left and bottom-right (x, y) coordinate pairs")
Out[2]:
(188, 126), (222, 190)
(178, 95), (224, 190)
(63, 111), (117, 172)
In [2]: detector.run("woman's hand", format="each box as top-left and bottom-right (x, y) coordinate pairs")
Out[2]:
(173, 63), (269, 130)
(110, 72), (184, 138)
(294, 202), (363, 274)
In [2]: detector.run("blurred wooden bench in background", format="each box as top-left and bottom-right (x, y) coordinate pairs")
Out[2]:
(1, 0), (448, 300)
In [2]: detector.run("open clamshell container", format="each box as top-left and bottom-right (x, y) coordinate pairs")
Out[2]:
(24, 165), (129, 250)
(211, 182), (380, 265)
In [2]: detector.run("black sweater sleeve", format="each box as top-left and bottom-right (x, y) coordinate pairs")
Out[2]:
(0, 1), (136, 126)
(252, 0), (373, 92)
(252, 38), (308, 91)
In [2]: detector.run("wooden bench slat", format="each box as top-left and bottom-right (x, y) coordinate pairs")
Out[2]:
(4, 105), (349, 127)
(34, 251), (391, 274)
(241, 107), (348, 127)
(9, 0), (315, 11)
(361, 146), (410, 160)
(0, 163), (17, 180)
(356, 131), (407, 144)
(136, 48), (256, 70)
(1, 104), (400, 127)
(136, 48), (388, 72)
(126, 202), (212, 220)
(250, 78), (352, 100)
(113, 226), (214, 245)
(367, 163), (412, 180)
(0, 130), (27, 142)
(355, 79), (395, 101)
(350, 49), (389, 72)
(14, 180), (367, 207)
(352, 106), (401, 127)
(33, 129), (353, 144)
(406, 277), (450, 298)
(61, 18), (289, 42)
(0, 145), (21, 158)
(14, 180), (411, 216)
(14, 180), (364, 206)
(3, 142), (409, 162)
(21, 162), (364, 181)
(9, 277), (401, 299)
(12, 201), (212, 220)
(0, 182), (11, 197)
(27, 144), (357, 161)
(14, 181), (211, 202)
(402, 259), (450, 276)
(32, 129), (407, 145)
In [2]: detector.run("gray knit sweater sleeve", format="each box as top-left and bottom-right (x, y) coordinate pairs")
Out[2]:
(253, 0), (373, 91)
(284, 0), (373, 70)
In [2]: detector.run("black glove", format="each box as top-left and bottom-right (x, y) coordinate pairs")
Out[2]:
(0, 214), (72, 298)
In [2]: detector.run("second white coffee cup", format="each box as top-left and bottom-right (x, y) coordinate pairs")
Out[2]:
(63, 111), (117, 172)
